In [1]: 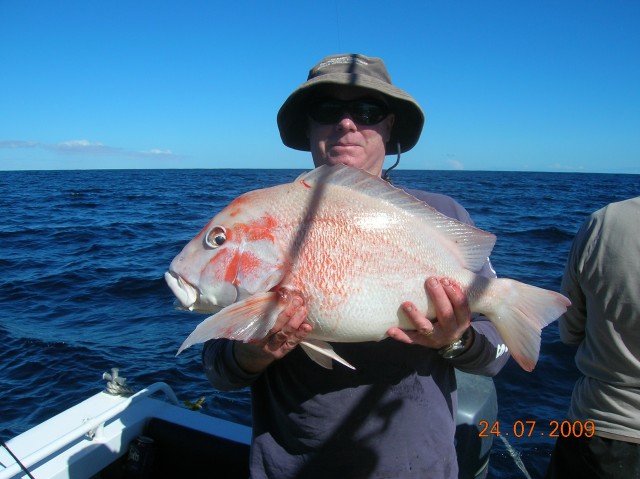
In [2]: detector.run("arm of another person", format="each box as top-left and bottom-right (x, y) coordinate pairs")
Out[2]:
(557, 215), (593, 345)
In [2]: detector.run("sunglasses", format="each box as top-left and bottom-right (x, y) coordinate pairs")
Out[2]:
(307, 98), (390, 126)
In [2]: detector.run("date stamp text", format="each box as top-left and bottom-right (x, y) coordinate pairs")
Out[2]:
(478, 420), (595, 438)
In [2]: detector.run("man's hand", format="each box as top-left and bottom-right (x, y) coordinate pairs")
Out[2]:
(233, 292), (311, 373)
(387, 277), (473, 351)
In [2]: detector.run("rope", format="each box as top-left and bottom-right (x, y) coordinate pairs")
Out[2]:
(102, 368), (136, 396)
(499, 434), (533, 479)
(382, 142), (402, 183)
(1, 440), (36, 479)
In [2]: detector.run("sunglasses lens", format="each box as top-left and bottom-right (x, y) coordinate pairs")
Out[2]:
(308, 100), (344, 124)
(351, 101), (387, 125)
(308, 99), (388, 125)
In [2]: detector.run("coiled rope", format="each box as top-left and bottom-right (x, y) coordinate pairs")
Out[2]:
(103, 368), (136, 396)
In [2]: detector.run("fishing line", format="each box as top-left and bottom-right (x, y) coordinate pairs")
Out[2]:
(1, 440), (36, 479)
(499, 434), (533, 479)
(334, 0), (341, 51)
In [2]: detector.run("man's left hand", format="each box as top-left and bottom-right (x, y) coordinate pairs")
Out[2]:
(387, 277), (473, 351)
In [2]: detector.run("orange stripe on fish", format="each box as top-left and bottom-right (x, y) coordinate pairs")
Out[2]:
(232, 215), (279, 243)
(235, 250), (268, 287)
(203, 248), (240, 284)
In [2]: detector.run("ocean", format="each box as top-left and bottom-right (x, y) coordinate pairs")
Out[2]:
(1, 168), (638, 478)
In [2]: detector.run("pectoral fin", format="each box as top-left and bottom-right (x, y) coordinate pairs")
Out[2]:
(299, 339), (356, 370)
(177, 292), (281, 355)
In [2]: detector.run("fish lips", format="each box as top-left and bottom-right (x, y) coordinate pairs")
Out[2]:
(164, 271), (198, 310)
(164, 271), (233, 313)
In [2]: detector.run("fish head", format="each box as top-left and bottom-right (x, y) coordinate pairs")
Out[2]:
(165, 192), (287, 313)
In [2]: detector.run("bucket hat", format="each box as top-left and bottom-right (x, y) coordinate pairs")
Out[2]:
(277, 53), (425, 155)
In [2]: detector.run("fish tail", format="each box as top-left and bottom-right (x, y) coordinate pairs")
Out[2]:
(484, 279), (571, 372)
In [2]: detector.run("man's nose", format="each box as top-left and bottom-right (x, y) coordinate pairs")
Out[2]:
(335, 113), (357, 131)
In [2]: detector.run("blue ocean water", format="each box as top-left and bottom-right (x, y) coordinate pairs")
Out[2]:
(1, 168), (638, 478)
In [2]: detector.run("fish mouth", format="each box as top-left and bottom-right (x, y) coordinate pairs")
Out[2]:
(164, 271), (199, 311)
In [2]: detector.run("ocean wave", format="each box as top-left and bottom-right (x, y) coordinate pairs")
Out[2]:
(502, 226), (575, 241)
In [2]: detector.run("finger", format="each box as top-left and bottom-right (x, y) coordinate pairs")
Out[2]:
(387, 327), (414, 344)
(390, 302), (437, 347)
(400, 301), (435, 335)
(271, 294), (305, 332)
(387, 326), (435, 345)
(267, 305), (311, 353)
(440, 279), (471, 329)
(282, 300), (308, 331)
(426, 278), (454, 324)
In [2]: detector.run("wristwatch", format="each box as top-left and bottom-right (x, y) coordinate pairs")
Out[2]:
(438, 328), (472, 359)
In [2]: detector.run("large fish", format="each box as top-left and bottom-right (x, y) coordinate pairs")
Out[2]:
(165, 165), (570, 371)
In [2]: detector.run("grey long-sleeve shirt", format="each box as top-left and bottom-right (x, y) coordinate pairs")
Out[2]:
(202, 189), (509, 478)
(560, 196), (640, 442)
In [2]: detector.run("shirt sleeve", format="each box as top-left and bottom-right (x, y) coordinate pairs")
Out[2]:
(447, 315), (511, 375)
(202, 338), (261, 391)
(558, 216), (592, 344)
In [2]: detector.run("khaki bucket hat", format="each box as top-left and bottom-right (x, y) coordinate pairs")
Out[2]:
(277, 53), (425, 155)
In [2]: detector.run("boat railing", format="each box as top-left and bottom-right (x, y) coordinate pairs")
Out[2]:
(0, 382), (179, 479)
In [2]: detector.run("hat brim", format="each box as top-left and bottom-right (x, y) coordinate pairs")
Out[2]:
(277, 73), (425, 155)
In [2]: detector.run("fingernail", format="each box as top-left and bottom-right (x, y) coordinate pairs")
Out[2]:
(427, 278), (439, 287)
(403, 303), (414, 313)
(441, 278), (451, 287)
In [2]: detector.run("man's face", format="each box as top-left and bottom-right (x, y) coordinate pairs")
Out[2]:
(307, 88), (395, 177)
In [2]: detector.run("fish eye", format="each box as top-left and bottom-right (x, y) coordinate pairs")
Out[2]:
(205, 226), (226, 249)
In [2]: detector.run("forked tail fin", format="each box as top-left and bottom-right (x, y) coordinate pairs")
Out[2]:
(484, 279), (571, 371)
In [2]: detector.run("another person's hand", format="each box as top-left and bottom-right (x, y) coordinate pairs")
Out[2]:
(387, 277), (473, 351)
(233, 292), (311, 373)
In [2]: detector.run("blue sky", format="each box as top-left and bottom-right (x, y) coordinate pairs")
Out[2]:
(1, 1), (638, 173)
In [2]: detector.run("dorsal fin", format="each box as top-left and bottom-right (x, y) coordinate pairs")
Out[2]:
(297, 164), (496, 272)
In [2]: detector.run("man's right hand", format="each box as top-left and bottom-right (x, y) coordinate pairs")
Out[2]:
(232, 293), (311, 374)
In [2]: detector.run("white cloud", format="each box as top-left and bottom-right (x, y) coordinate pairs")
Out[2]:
(447, 159), (465, 170)
(52, 139), (120, 155)
(140, 149), (174, 156)
(550, 163), (585, 172)
(58, 139), (100, 148)
(1, 138), (179, 159)
(0, 140), (40, 149)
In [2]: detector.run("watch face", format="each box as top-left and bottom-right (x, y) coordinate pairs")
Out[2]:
(438, 328), (471, 358)
(442, 340), (465, 358)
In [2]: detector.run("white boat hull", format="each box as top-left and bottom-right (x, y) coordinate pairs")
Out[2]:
(0, 383), (250, 479)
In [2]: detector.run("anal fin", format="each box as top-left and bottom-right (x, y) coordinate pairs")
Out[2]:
(300, 339), (356, 370)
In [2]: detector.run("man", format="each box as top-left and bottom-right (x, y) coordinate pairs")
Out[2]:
(546, 197), (640, 478)
(203, 53), (509, 478)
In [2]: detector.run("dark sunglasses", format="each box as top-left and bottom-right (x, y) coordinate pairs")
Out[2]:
(307, 98), (390, 126)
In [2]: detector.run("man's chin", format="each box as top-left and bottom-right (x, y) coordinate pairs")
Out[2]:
(323, 153), (364, 168)
(315, 157), (382, 177)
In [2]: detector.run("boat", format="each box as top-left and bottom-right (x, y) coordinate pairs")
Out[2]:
(0, 368), (497, 479)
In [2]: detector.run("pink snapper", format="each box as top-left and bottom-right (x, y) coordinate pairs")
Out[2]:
(165, 165), (570, 371)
